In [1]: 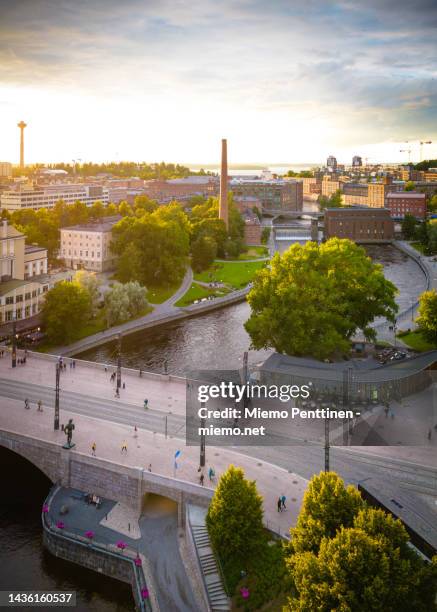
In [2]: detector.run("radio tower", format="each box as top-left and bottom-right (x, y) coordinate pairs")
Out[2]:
(219, 138), (229, 230)
(17, 120), (27, 169)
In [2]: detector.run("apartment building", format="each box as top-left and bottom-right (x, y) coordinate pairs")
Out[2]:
(0, 220), (51, 328)
(60, 215), (121, 272)
(0, 162), (12, 178)
(142, 176), (218, 203)
(385, 192), (427, 219)
(0, 183), (109, 212)
(321, 175), (342, 197)
(301, 177), (322, 198)
(230, 179), (303, 211)
(342, 183), (369, 207)
(324, 207), (394, 243)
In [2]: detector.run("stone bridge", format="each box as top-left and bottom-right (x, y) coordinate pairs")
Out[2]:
(0, 428), (212, 526)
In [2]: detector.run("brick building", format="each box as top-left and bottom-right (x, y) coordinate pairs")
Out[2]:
(230, 179), (303, 211)
(242, 209), (262, 245)
(385, 192), (427, 219)
(324, 207), (394, 243)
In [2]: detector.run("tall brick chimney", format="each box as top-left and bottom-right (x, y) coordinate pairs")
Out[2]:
(219, 138), (229, 230)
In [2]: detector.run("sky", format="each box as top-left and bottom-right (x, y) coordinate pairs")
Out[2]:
(0, 0), (436, 166)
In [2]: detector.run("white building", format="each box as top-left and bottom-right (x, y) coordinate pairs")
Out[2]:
(0, 183), (109, 212)
(60, 215), (121, 272)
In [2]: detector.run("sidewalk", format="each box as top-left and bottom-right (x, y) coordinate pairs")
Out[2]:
(0, 395), (307, 537)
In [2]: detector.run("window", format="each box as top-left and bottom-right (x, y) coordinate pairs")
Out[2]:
(16, 308), (22, 319)
(32, 304), (37, 315)
(32, 290), (37, 298)
(5, 310), (13, 321)
(5, 296), (14, 305)
(25, 292), (31, 300)
(25, 305), (30, 317)
(43, 285), (48, 293)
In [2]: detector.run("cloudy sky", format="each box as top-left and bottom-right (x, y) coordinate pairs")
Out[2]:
(0, 0), (436, 165)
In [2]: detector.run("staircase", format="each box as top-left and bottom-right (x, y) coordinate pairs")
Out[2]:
(191, 525), (231, 611)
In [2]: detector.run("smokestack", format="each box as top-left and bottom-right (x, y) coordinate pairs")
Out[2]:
(219, 138), (229, 230)
(17, 120), (27, 170)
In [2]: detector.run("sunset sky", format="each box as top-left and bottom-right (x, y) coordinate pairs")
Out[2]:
(1, 0), (436, 165)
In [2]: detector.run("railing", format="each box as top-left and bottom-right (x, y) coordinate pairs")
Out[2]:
(41, 486), (151, 612)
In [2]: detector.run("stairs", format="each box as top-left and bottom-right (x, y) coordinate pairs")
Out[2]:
(191, 525), (231, 611)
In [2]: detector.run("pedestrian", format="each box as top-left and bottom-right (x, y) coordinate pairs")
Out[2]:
(199, 473), (204, 486)
(37, 400), (43, 412)
(139, 369), (142, 378)
(123, 382), (126, 390)
(208, 467), (215, 481)
(144, 398), (148, 409)
(121, 441), (128, 453)
(148, 463), (152, 472)
(277, 497), (282, 512)
(281, 495), (286, 510)
(73, 360), (76, 369)
(428, 428), (432, 440)
(24, 398), (30, 410)
(91, 442), (96, 456)
(115, 388), (120, 398)
(134, 425), (138, 438)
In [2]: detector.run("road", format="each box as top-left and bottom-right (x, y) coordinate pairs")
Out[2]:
(2, 374), (436, 496)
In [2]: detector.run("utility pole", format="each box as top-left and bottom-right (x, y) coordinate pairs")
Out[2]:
(11, 318), (17, 368)
(324, 412), (330, 472)
(117, 334), (122, 389)
(199, 401), (206, 469)
(54, 361), (60, 430)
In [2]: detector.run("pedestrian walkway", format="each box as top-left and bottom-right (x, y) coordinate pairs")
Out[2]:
(0, 395), (307, 537)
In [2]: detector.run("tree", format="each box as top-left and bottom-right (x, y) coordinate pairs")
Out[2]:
(245, 239), (398, 359)
(133, 195), (158, 214)
(191, 235), (217, 272)
(116, 243), (142, 282)
(89, 200), (105, 219)
(405, 181), (415, 192)
(104, 281), (148, 326)
(428, 194), (437, 214)
(416, 289), (437, 341)
(289, 472), (363, 554)
(287, 507), (437, 612)
(206, 465), (264, 563)
(261, 227), (271, 244)
(318, 190), (343, 210)
(401, 214), (419, 239)
(41, 281), (92, 344)
(74, 270), (102, 317)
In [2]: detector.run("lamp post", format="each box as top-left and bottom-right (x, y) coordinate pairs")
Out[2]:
(199, 401), (206, 469)
(54, 360), (60, 430)
(117, 333), (122, 389)
(11, 318), (17, 368)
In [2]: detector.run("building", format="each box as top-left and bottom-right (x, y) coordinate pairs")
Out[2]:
(342, 183), (369, 206)
(142, 176), (218, 203)
(0, 183), (109, 212)
(326, 155), (337, 171)
(0, 220), (51, 328)
(301, 177), (322, 199)
(367, 177), (395, 208)
(233, 196), (262, 213)
(324, 207), (394, 243)
(60, 215), (121, 272)
(230, 178), (303, 212)
(321, 175), (341, 197)
(352, 156), (362, 167)
(386, 192), (427, 219)
(410, 182), (437, 197)
(242, 209), (262, 245)
(0, 162), (12, 178)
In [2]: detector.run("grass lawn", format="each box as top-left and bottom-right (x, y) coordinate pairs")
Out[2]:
(397, 330), (437, 352)
(174, 282), (231, 307)
(147, 280), (183, 304)
(193, 260), (267, 289)
(410, 241), (427, 255)
(236, 246), (269, 260)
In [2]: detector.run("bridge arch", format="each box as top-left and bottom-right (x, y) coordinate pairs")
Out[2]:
(0, 431), (61, 484)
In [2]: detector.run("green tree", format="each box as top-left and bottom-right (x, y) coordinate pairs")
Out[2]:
(416, 289), (437, 341)
(428, 194), (437, 214)
(73, 270), (102, 317)
(318, 190), (343, 210)
(104, 281), (148, 326)
(115, 243), (143, 282)
(133, 195), (158, 214)
(287, 507), (437, 612)
(261, 227), (271, 244)
(405, 181), (415, 191)
(289, 472), (363, 554)
(245, 239), (398, 359)
(401, 213), (419, 239)
(191, 235), (217, 272)
(41, 281), (92, 344)
(206, 465), (264, 563)
(89, 200), (105, 219)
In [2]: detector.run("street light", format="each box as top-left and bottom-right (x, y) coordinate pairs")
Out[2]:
(199, 401), (206, 469)
(11, 317), (17, 368)
(54, 360), (60, 430)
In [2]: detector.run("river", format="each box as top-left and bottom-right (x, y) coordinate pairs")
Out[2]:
(77, 244), (427, 374)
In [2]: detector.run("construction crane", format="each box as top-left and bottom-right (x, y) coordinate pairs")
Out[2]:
(420, 141), (432, 162)
(399, 146), (412, 164)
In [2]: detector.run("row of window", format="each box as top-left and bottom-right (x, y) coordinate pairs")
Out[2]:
(62, 250), (102, 258)
(2, 286), (47, 306)
(0, 303), (38, 322)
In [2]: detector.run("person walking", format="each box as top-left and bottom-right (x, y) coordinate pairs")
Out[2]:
(199, 473), (204, 486)
(134, 425), (138, 438)
(121, 441), (128, 453)
(281, 495), (286, 510)
(148, 463), (152, 472)
(277, 497), (282, 512)
(208, 467), (215, 481)
(91, 442), (96, 456)
(24, 398), (30, 410)
(37, 400), (43, 412)
(144, 398), (148, 409)
(115, 388), (120, 398)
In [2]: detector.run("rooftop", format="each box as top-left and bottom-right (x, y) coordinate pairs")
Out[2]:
(25, 244), (47, 254)
(387, 192), (426, 199)
(61, 215), (122, 232)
